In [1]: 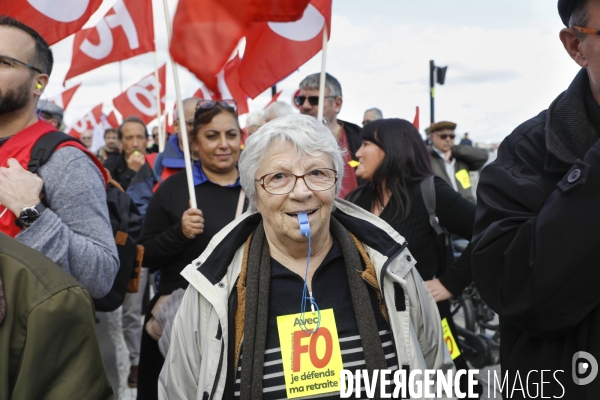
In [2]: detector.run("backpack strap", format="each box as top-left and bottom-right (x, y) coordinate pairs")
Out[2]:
(28, 131), (79, 174)
(420, 175), (444, 236)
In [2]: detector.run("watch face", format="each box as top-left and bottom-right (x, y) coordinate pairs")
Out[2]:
(20, 207), (40, 226)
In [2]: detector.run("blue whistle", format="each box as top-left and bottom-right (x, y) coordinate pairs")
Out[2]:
(297, 213), (310, 237)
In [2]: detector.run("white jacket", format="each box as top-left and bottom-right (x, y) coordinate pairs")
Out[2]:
(159, 199), (455, 399)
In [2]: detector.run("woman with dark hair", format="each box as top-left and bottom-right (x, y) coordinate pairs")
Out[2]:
(346, 118), (479, 392)
(136, 100), (247, 400)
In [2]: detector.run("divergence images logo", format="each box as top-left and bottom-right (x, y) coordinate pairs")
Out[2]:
(572, 351), (598, 386)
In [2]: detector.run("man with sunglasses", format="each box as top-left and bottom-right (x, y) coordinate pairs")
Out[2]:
(471, 1), (600, 398)
(427, 121), (487, 203)
(297, 72), (361, 198)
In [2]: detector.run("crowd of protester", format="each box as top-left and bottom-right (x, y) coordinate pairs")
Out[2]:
(2, 0), (600, 398)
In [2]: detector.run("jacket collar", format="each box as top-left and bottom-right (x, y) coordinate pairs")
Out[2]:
(185, 199), (406, 287)
(545, 68), (600, 170)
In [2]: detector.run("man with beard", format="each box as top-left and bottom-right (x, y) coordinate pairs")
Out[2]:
(0, 17), (118, 299)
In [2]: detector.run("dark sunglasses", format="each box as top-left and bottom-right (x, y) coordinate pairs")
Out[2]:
(436, 133), (456, 140)
(195, 99), (237, 112)
(294, 95), (336, 107)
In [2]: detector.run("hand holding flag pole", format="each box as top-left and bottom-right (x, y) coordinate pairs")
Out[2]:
(162, 0), (197, 209)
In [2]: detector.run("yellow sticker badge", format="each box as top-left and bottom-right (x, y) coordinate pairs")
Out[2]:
(455, 169), (472, 189)
(442, 317), (461, 360)
(277, 309), (344, 398)
(348, 160), (360, 168)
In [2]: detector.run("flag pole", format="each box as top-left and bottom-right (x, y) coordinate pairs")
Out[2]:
(162, 0), (197, 208)
(153, 51), (165, 152)
(317, 24), (328, 121)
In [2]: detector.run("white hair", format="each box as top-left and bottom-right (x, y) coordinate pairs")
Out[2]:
(263, 101), (294, 121)
(245, 110), (265, 128)
(239, 114), (345, 212)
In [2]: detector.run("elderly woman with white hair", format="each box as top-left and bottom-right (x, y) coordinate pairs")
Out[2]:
(159, 114), (454, 399)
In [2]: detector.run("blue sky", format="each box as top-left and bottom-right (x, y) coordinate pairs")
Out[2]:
(46, 0), (583, 144)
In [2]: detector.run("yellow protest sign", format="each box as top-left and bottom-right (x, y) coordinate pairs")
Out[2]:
(348, 160), (360, 168)
(277, 309), (344, 398)
(455, 169), (471, 189)
(442, 317), (461, 360)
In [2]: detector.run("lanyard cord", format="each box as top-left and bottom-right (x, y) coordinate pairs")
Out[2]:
(298, 213), (321, 334)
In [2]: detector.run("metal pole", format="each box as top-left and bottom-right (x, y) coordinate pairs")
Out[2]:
(119, 61), (123, 92)
(429, 60), (435, 126)
(271, 85), (277, 98)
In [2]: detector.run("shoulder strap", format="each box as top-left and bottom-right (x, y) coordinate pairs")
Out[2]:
(420, 175), (444, 235)
(29, 131), (79, 174)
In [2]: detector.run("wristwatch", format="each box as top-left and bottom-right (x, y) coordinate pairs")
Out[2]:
(15, 202), (47, 228)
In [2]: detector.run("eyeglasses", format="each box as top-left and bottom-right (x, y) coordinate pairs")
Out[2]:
(0, 54), (43, 74)
(195, 99), (237, 112)
(294, 95), (336, 107)
(255, 168), (338, 195)
(572, 26), (600, 36)
(436, 133), (456, 140)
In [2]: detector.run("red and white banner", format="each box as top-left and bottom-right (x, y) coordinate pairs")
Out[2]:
(240, 0), (332, 99)
(65, 0), (155, 81)
(170, 0), (310, 93)
(113, 64), (166, 125)
(191, 55), (249, 114)
(5, 0), (102, 46)
(106, 111), (120, 128)
(48, 83), (81, 111)
(66, 103), (103, 140)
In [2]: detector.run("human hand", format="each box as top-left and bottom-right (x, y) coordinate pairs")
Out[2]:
(444, 149), (453, 162)
(0, 158), (44, 216)
(424, 279), (453, 302)
(181, 208), (204, 239)
(127, 151), (145, 172)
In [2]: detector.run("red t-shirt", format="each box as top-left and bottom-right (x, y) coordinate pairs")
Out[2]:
(338, 127), (358, 199)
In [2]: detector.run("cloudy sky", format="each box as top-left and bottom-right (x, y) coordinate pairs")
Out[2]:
(45, 0), (582, 144)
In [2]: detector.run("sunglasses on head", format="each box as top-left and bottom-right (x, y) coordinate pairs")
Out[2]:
(195, 99), (237, 112)
(436, 133), (456, 140)
(294, 95), (336, 107)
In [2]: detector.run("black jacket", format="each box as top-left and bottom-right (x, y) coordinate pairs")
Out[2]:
(339, 119), (362, 161)
(472, 69), (600, 399)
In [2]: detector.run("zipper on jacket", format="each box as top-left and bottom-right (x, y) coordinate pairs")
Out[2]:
(233, 333), (243, 373)
(379, 241), (408, 301)
(210, 324), (225, 400)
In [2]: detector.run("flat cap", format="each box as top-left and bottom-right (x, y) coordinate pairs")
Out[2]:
(558, 0), (585, 27)
(430, 121), (457, 133)
(37, 100), (64, 124)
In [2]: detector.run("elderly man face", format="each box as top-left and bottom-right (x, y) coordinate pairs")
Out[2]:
(80, 130), (93, 149)
(104, 130), (119, 151)
(297, 87), (341, 123)
(561, 0), (600, 104)
(174, 98), (199, 150)
(430, 128), (456, 153)
(121, 121), (147, 158)
(362, 110), (378, 126)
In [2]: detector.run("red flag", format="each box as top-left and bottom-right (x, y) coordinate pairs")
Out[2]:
(5, 0), (103, 46)
(413, 106), (420, 130)
(264, 90), (283, 110)
(240, 0), (332, 99)
(66, 104), (103, 139)
(170, 0), (310, 93)
(106, 111), (120, 128)
(113, 65), (166, 125)
(49, 83), (81, 111)
(65, 0), (155, 81)
(192, 56), (249, 114)
(217, 55), (249, 115)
